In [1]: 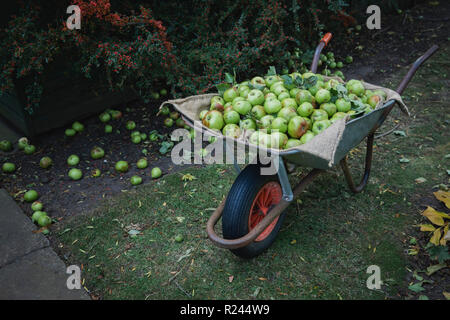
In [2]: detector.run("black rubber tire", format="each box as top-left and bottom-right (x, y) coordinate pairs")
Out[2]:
(222, 163), (286, 259)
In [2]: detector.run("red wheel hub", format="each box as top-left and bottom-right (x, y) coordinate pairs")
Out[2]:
(249, 182), (282, 242)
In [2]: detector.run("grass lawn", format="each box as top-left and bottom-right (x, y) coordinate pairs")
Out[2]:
(56, 46), (449, 300)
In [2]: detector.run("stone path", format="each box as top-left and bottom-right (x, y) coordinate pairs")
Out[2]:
(0, 189), (89, 299)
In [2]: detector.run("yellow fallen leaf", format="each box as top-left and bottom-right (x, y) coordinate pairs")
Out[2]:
(443, 292), (450, 300)
(430, 228), (441, 246)
(422, 207), (445, 226)
(434, 190), (450, 209)
(420, 224), (436, 232)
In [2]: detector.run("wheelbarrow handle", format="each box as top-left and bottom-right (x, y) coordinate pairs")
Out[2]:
(311, 32), (332, 73)
(396, 44), (439, 95)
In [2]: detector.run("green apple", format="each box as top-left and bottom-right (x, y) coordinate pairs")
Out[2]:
(67, 155), (80, 166)
(251, 105), (266, 120)
(324, 79), (340, 90)
(65, 128), (76, 137)
(300, 131), (315, 144)
(24, 145), (36, 155)
(18, 137), (29, 150)
(239, 118), (256, 130)
(239, 88), (250, 99)
(277, 91), (290, 101)
(233, 100), (252, 115)
(290, 88), (301, 99)
(330, 112), (347, 123)
(368, 95), (381, 108)
(346, 80), (365, 97)
(202, 110), (224, 130)
(335, 98), (351, 112)
(249, 131), (261, 145)
(277, 106), (298, 121)
(24, 190), (39, 202)
(285, 139), (302, 149)
(250, 76), (266, 87)
(2, 162), (15, 173)
(210, 96), (225, 112)
(258, 115), (274, 133)
(39, 157), (53, 169)
(258, 132), (271, 148)
(311, 109), (328, 122)
(308, 80), (324, 96)
(99, 112), (111, 123)
(68, 168), (83, 181)
(247, 89), (264, 105)
(270, 132), (288, 149)
(31, 201), (43, 212)
(222, 124), (241, 138)
(0, 140), (12, 152)
(373, 89), (387, 100)
(115, 161), (129, 173)
(199, 109), (208, 120)
(137, 158), (148, 169)
(264, 98), (282, 114)
(320, 103), (337, 117)
(232, 96), (245, 105)
(164, 118), (174, 127)
(105, 125), (113, 133)
(288, 116), (308, 139)
(265, 75), (280, 87)
(312, 119), (331, 135)
(170, 111), (180, 120)
(315, 89), (331, 104)
(297, 102), (314, 118)
(264, 92), (277, 100)
(272, 84), (288, 97)
(130, 175), (142, 186)
(37, 215), (52, 227)
(295, 90), (314, 105)
(90, 146), (105, 159)
(151, 167), (162, 179)
(223, 87), (239, 102)
(281, 98), (297, 110)
(271, 117), (288, 133)
(31, 210), (46, 223)
(72, 122), (84, 132)
(175, 118), (185, 128)
(126, 121), (136, 130)
(131, 135), (141, 144)
(224, 110), (240, 124)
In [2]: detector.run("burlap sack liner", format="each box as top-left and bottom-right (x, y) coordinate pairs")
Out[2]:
(161, 77), (408, 168)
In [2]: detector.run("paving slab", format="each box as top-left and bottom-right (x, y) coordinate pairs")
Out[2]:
(0, 189), (49, 267)
(0, 247), (90, 299)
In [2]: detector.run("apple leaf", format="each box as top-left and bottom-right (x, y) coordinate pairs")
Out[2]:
(281, 75), (293, 87)
(215, 83), (231, 96)
(248, 83), (265, 91)
(426, 263), (446, 276)
(225, 72), (235, 84)
(420, 224), (436, 232)
(426, 245), (450, 263)
(293, 75), (304, 87)
(303, 76), (317, 89)
(408, 282), (425, 293)
(159, 141), (174, 155)
(266, 66), (277, 76)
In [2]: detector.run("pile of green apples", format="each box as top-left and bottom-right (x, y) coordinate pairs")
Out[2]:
(199, 70), (387, 149)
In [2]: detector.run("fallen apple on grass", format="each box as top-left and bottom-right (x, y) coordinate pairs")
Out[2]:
(24, 190), (39, 203)
(90, 147), (105, 160)
(67, 155), (80, 166)
(151, 167), (162, 179)
(130, 175), (143, 186)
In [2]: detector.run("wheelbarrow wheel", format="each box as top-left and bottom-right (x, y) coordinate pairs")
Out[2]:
(222, 164), (286, 259)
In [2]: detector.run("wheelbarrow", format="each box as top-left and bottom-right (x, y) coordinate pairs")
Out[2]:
(171, 33), (439, 258)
